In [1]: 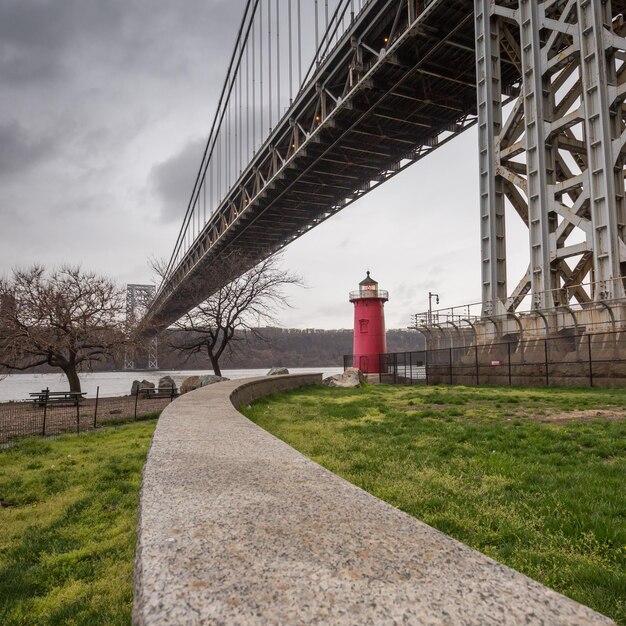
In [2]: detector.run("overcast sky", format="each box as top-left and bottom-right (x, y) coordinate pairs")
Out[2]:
(0, 0), (530, 330)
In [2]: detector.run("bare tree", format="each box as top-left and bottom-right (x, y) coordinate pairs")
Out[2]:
(166, 254), (302, 376)
(0, 265), (126, 392)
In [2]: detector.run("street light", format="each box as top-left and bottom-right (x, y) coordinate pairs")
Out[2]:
(428, 291), (440, 325)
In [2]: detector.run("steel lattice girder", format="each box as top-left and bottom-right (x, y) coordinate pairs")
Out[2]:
(475, 0), (626, 315)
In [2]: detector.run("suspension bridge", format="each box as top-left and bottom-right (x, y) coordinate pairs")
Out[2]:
(141, 0), (626, 347)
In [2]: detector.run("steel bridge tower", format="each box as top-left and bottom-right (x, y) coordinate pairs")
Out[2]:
(125, 284), (158, 370)
(475, 0), (626, 316)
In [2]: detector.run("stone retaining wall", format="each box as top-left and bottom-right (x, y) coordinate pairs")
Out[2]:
(133, 374), (614, 625)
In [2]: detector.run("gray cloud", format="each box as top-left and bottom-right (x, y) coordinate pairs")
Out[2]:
(0, 1), (71, 83)
(0, 0), (240, 86)
(150, 138), (206, 223)
(0, 1), (513, 330)
(0, 121), (56, 177)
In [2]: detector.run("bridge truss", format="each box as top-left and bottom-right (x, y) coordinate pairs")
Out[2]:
(477, 0), (626, 316)
(146, 0), (485, 330)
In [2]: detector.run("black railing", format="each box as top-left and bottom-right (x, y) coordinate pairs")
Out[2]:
(344, 352), (427, 385)
(344, 329), (626, 387)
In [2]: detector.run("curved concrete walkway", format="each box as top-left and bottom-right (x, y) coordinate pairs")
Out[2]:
(133, 375), (614, 625)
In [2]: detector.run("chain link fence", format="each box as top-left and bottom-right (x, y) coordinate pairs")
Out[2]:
(0, 387), (177, 445)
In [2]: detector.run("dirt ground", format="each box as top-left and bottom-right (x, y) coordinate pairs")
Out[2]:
(529, 409), (626, 423)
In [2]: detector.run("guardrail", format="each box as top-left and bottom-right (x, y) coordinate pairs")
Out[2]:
(348, 289), (389, 301)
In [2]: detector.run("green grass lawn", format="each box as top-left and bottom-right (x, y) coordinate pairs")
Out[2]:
(242, 384), (626, 624)
(0, 419), (157, 626)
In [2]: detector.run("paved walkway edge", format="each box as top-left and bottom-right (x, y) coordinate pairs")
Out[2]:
(133, 375), (615, 625)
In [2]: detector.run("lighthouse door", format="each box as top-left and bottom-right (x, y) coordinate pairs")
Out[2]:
(359, 355), (369, 372)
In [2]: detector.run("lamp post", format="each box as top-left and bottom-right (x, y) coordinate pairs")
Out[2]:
(428, 291), (440, 325)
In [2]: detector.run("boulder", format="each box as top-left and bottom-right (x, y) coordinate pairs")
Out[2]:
(180, 376), (200, 395)
(158, 376), (177, 393)
(322, 368), (366, 388)
(180, 374), (230, 395)
(131, 379), (156, 396)
(267, 367), (290, 376)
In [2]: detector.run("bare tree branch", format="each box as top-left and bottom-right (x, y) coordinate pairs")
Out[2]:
(167, 253), (303, 376)
(0, 265), (126, 392)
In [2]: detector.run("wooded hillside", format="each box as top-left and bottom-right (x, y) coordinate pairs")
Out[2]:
(157, 327), (424, 369)
(14, 328), (424, 372)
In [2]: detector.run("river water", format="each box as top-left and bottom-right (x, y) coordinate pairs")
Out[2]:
(0, 367), (343, 402)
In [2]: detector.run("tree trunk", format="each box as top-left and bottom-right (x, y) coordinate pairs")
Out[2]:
(61, 364), (82, 393)
(208, 351), (222, 377)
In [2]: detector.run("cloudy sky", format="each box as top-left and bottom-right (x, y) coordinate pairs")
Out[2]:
(0, 0), (529, 330)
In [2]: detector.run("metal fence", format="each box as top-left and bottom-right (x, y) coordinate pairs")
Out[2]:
(0, 387), (177, 445)
(344, 352), (427, 385)
(344, 329), (626, 387)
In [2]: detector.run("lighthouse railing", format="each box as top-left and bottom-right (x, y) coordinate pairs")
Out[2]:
(348, 289), (389, 301)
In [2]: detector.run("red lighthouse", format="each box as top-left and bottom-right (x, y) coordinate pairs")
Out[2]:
(350, 271), (389, 373)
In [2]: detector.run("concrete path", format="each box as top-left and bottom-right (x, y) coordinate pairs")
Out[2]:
(133, 375), (615, 625)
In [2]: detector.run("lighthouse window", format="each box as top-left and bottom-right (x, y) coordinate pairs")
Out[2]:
(359, 319), (369, 333)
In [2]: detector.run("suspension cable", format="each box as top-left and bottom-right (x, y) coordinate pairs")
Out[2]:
(162, 0), (259, 283)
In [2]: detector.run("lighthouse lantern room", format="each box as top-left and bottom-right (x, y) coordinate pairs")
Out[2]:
(349, 271), (389, 373)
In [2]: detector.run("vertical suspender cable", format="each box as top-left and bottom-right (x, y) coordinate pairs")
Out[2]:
(325, 0), (329, 32)
(300, 0), (350, 89)
(276, 0), (280, 122)
(315, 0), (319, 65)
(297, 0), (302, 88)
(259, 2), (264, 145)
(230, 75), (239, 182)
(268, 0), (272, 131)
(252, 17), (256, 154)
(288, 0), (293, 103)
(232, 84), (236, 180)
(238, 52), (242, 174)
(236, 68), (239, 175)
(246, 36), (249, 161)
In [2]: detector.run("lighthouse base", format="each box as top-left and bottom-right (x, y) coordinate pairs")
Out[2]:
(352, 354), (387, 374)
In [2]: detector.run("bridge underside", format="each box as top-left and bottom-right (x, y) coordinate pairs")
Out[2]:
(147, 0), (511, 331)
(147, 0), (626, 337)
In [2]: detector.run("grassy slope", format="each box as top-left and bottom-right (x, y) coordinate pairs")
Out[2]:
(243, 385), (626, 625)
(0, 420), (156, 626)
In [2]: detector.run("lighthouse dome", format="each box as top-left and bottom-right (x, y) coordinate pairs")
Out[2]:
(349, 272), (388, 302)
(359, 270), (378, 288)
